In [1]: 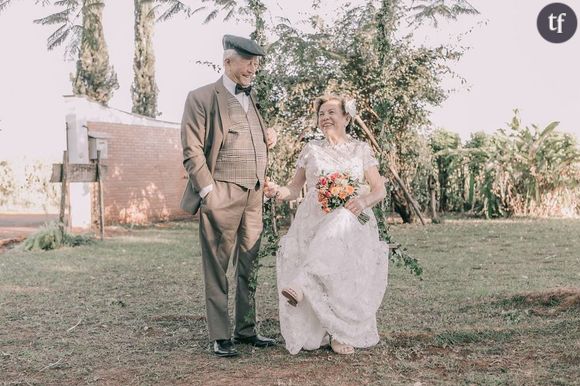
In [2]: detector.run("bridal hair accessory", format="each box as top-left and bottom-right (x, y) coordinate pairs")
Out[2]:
(345, 99), (357, 118)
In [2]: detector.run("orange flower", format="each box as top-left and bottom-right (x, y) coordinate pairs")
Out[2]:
(346, 185), (355, 195)
(338, 191), (347, 200)
(330, 186), (340, 196)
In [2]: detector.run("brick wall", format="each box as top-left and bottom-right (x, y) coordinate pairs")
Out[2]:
(87, 121), (192, 225)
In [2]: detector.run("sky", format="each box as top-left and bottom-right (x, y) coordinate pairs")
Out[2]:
(0, 0), (579, 162)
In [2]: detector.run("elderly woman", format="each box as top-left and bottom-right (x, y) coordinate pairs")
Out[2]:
(264, 95), (390, 355)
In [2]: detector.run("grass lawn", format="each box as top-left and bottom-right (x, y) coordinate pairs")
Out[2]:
(1, 218), (579, 385)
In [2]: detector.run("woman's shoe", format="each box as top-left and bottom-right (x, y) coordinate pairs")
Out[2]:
(281, 287), (303, 307)
(330, 337), (354, 355)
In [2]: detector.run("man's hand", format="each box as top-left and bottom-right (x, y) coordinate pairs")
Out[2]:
(264, 178), (280, 198)
(266, 127), (277, 149)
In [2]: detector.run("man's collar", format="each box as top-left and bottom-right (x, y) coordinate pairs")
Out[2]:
(223, 73), (254, 98)
(222, 74), (237, 96)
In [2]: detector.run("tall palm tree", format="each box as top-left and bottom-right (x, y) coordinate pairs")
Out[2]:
(35, 0), (159, 113)
(33, 0), (118, 105)
(131, 0), (159, 117)
(71, 0), (118, 104)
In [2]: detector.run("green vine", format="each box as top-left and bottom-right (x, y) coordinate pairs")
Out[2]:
(373, 202), (423, 277)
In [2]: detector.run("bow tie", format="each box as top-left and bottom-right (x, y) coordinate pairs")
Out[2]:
(235, 83), (252, 96)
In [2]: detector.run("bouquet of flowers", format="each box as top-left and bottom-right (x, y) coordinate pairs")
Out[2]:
(316, 171), (370, 225)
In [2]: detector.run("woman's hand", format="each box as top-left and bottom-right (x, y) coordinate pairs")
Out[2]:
(264, 178), (280, 199)
(345, 197), (366, 217)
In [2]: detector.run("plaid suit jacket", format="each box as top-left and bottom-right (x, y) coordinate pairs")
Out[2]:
(180, 77), (268, 215)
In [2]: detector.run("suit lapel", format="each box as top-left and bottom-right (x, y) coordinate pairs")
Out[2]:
(250, 92), (268, 144)
(214, 77), (232, 139)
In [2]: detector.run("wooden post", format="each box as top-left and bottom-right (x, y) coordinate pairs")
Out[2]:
(271, 199), (278, 237)
(354, 115), (381, 151)
(59, 151), (69, 235)
(428, 174), (438, 222)
(96, 150), (105, 240)
(385, 164), (426, 225)
(354, 115), (426, 225)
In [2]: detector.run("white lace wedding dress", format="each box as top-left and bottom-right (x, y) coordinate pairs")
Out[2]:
(276, 138), (389, 355)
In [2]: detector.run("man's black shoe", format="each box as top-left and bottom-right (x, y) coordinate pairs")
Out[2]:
(213, 339), (238, 357)
(233, 334), (277, 348)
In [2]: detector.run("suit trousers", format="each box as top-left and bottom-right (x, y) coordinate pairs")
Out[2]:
(198, 180), (263, 341)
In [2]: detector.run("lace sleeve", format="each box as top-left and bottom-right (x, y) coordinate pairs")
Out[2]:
(296, 142), (310, 169)
(361, 141), (379, 170)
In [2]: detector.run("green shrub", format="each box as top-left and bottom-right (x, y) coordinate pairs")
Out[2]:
(23, 222), (95, 251)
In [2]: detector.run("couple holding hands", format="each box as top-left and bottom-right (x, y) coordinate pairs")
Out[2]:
(180, 34), (389, 357)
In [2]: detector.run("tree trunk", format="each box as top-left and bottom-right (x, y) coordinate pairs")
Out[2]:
(132, 0), (159, 117)
(248, 0), (267, 46)
(392, 189), (415, 223)
(428, 174), (438, 222)
(438, 172), (448, 212)
(468, 172), (475, 212)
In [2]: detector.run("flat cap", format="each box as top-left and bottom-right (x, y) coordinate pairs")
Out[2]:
(222, 34), (265, 57)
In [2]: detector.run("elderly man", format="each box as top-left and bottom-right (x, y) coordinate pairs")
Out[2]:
(180, 34), (277, 357)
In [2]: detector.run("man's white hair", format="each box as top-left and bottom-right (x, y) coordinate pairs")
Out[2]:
(223, 49), (240, 62)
